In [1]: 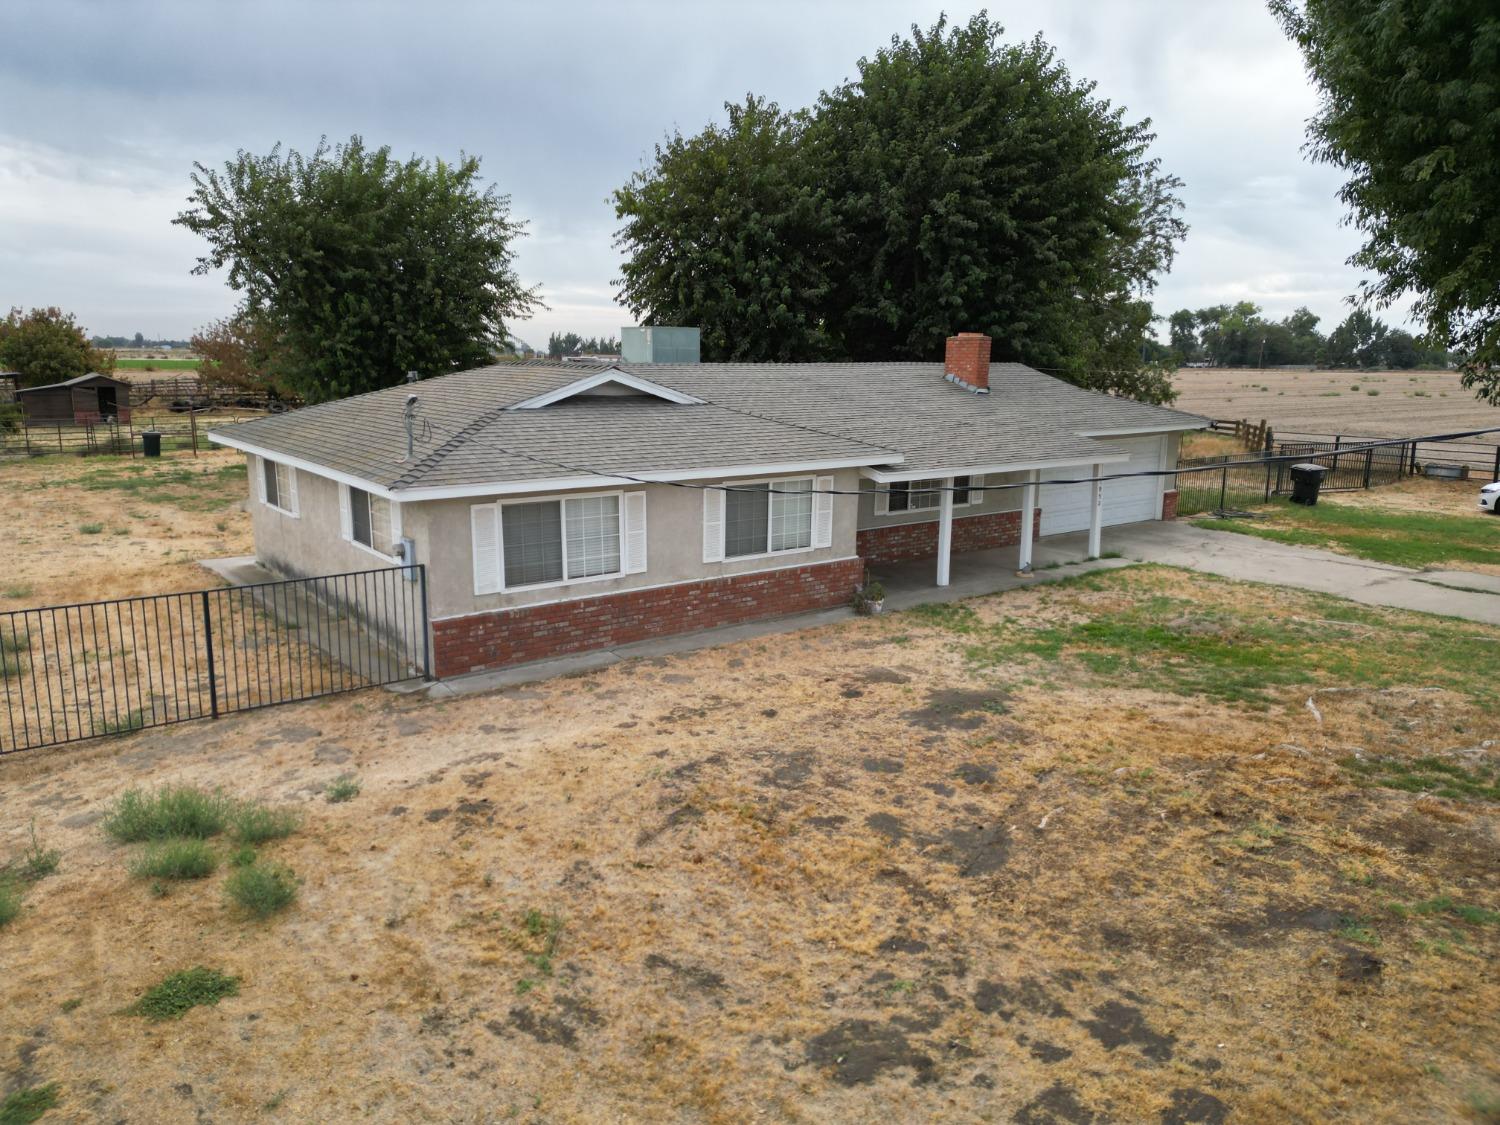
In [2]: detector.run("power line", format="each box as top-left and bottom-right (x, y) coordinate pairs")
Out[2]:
(398, 423), (1500, 498)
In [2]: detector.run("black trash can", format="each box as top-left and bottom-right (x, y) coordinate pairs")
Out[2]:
(141, 430), (163, 458)
(1289, 462), (1327, 506)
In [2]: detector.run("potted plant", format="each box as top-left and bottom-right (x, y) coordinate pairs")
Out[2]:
(852, 579), (887, 616)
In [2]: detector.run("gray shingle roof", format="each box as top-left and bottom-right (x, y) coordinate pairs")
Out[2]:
(210, 359), (1207, 495)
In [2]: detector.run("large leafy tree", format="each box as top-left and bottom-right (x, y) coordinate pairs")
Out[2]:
(614, 15), (1185, 401)
(615, 97), (838, 361)
(0, 307), (116, 387)
(174, 136), (540, 402)
(1271, 0), (1500, 401)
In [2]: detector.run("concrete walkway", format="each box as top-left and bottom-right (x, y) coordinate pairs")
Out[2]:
(1101, 520), (1500, 626)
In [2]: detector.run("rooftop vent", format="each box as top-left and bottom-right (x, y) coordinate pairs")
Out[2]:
(621, 326), (700, 364)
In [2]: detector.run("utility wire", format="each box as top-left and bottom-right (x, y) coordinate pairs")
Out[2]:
(398, 423), (1500, 498)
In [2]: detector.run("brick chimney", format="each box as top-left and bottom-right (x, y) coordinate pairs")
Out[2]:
(944, 332), (991, 394)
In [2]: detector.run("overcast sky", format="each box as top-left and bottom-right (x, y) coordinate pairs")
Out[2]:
(0, 0), (1407, 349)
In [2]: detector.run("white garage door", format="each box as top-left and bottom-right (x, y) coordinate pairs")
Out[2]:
(1039, 435), (1164, 535)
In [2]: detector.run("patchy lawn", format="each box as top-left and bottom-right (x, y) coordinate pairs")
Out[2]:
(1, 566), (1496, 1122)
(1195, 493), (1500, 572)
(0, 450), (251, 607)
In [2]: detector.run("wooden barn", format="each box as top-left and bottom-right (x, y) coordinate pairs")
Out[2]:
(15, 373), (132, 424)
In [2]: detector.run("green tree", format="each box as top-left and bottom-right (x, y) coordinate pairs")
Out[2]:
(0, 307), (116, 387)
(1167, 309), (1199, 364)
(614, 16), (1186, 401)
(615, 96), (838, 361)
(1323, 309), (1389, 368)
(1271, 0), (1500, 400)
(174, 136), (540, 403)
(191, 311), (281, 393)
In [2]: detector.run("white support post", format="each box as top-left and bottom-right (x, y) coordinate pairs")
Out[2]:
(1088, 462), (1103, 559)
(1018, 469), (1038, 573)
(936, 477), (955, 587)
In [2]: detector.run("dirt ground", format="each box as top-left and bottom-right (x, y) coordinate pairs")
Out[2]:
(1320, 477), (1489, 520)
(2, 564), (1496, 1124)
(0, 450), (252, 607)
(1172, 367), (1500, 449)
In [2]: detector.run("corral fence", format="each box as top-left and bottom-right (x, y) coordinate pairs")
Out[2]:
(127, 376), (301, 412)
(0, 412), (265, 459)
(1178, 422), (1500, 516)
(0, 565), (430, 756)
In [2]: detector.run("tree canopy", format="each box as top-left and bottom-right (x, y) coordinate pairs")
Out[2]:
(546, 332), (621, 358)
(1271, 0), (1500, 401)
(0, 307), (116, 387)
(1166, 301), (1446, 369)
(614, 14), (1186, 402)
(174, 136), (540, 403)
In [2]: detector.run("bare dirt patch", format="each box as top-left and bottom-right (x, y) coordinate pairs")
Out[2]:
(1173, 366), (1500, 446)
(1, 450), (251, 606)
(0, 568), (1496, 1122)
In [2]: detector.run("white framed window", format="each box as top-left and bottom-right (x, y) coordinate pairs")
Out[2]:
(879, 475), (978, 515)
(704, 475), (834, 563)
(258, 456), (298, 516)
(470, 489), (647, 595)
(340, 485), (400, 559)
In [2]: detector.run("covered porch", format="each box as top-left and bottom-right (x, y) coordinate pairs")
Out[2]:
(867, 529), (1117, 610)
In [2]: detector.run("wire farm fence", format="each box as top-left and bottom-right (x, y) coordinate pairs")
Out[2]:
(1175, 442), (1412, 516)
(0, 566), (430, 756)
(0, 412), (269, 459)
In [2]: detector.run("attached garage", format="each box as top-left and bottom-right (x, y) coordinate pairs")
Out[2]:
(1039, 435), (1166, 535)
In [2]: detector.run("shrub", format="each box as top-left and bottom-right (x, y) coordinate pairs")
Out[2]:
(126, 967), (239, 1021)
(104, 786), (234, 842)
(17, 822), (59, 882)
(130, 839), (217, 881)
(231, 803), (300, 845)
(229, 844), (257, 868)
(78, 523), (104, 535)
(0, 878), (20, 929)
(0, 1082), (60, 1124)
(225, 862), (298, 918)
(325, 774), (360, 803)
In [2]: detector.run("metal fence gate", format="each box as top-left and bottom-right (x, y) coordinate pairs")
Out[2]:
(0, 565), (429, 755)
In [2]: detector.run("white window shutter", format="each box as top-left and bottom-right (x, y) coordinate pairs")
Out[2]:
(702, 488), (725, 563)
(874, 482), (889, 516)
(471, 503), (503, 595)
(624, 491), (648, 574)
(338, 485), (352, 540)
(812, 475), (835, 548)
(254, 456), (266, 503)
(286, 466), (299, 516)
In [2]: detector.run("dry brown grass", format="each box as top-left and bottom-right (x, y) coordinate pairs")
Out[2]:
(1, 450), (251, 607)
(1173, 367), (1500, 448)
(1, 567), (1495, 1123)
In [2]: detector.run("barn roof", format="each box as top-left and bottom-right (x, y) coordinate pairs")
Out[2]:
(15, 372), (131, 393)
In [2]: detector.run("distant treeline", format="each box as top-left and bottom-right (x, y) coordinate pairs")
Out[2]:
(1160, 302), (1449, 370)
(90, 333), (192, 349)
(545, 332), (621, 358)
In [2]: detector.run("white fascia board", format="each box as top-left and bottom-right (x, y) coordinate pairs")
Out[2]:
(508, 367), (704, 409)
(390, 455), (897, 501)
(1074, 420), (1210, 437)
(208, 432), (403, 500)
(861, 452), (1131, 483)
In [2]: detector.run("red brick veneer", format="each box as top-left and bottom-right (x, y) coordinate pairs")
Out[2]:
(1161, 489), (1179, 521)
(856, 509), (1043, 567)
(432, 557), (866, 676)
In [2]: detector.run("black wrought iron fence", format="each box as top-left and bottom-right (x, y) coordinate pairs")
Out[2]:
(0, 565), (429, 756)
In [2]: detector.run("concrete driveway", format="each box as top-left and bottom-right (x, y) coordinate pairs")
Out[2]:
(1103, 519), (1500, 626)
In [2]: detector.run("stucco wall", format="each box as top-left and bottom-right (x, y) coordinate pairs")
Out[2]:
(855, 470), (1028, 532)
(246, 455), (401, 579)
(403, 467), (864, 620)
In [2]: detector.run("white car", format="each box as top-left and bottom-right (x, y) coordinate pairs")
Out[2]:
(1481, 481), (1500, 513)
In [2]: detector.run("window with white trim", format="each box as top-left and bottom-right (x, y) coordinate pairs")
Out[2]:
(887, 475), (974, 512)
(348, 486), (396, 555)
(725, 477), (814, 558)
(260, 458), (297, 515)
(502, 495), (622, 589)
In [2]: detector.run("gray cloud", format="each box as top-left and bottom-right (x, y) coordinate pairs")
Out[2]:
(0, 0), (1409, 346)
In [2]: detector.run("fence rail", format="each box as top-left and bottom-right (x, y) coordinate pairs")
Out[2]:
(0, 413), (267, 459)
(127, 376), (300, 411)
(1177, 427), (1500, 516)
(0, 565), (429, 756)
